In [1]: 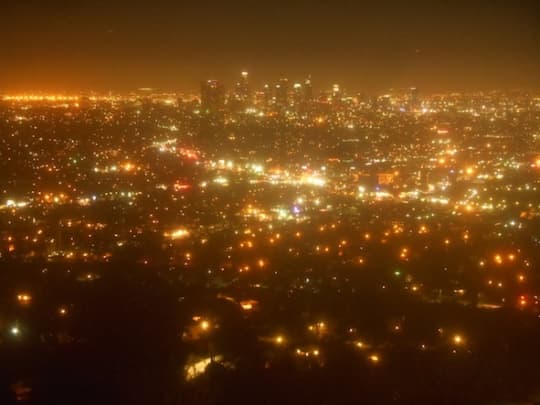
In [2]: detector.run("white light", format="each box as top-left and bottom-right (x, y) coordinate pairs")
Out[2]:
(165, 228), (190, 240)
(213, 176), (229, 185)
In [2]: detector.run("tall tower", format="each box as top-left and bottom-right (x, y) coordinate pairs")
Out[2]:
(331, 84), (341, 103)
(234, 71), (251, 108)
(239, 71), (249, 100)
(200, 80), (225, 113)
(304, 75), (313, 102)
(292, 82), (303, 106)
(409, 87), (419, 111)
(275, 78), (289, 108)
(261, 84), (272, 109)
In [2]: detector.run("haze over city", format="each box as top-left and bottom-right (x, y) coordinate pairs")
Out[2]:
(1, 1), (540, 92)
(1, 1), (540, 404)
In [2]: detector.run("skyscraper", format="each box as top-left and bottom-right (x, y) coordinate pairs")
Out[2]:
(275, 78), (289, 108)
(237, 71), (250, 102)
(260, 84), (272, 109)
(200, 80), (225, 113)
(331, 83), (341, 104)
(232, 71), (251, 111)
(292, 82), (303, 106)
(409, 87), (419, 111)
(304, 75), (313, 102)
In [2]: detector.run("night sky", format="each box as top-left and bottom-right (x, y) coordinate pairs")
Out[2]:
(1, 0), (539, 93)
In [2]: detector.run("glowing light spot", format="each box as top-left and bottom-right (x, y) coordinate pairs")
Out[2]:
(165, 228), (190, 240)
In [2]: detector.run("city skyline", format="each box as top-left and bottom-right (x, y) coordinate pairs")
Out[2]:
(2, 2), (540, 403)
(1, 1), (539, 93)
(2, 69), (539, 99)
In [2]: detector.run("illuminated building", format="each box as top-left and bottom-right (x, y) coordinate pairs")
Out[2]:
(331, 83), (341, 104)
(260, 83), (272, 108)
(200, 79), (225, 114)
(292, 82), (303, 106)
(409, 87), (419, 110)
(234, 71), (251, 107)
(378, 173), (395, 186)
(275, 78), (289, 109)
(304, 75), (313, 101)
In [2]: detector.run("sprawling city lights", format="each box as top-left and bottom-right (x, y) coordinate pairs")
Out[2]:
(1, 1), (540, 402)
